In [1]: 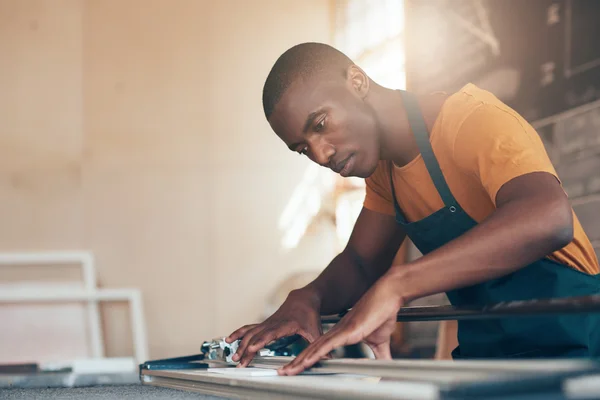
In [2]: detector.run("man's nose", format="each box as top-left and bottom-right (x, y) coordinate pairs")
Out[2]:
(312, 141), (335, 167)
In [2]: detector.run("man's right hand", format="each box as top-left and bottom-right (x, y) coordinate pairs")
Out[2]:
(225, 288), (322, 367)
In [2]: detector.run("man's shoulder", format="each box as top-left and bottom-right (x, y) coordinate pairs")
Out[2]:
(450, 83), (505, 104)
(438, 83), (528, 140)
(445, 83), (522, 120)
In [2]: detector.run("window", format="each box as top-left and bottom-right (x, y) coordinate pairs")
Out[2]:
(332, 0), (406, 245)
(334, 0), (406, 90)
(278, 0), (406, 251)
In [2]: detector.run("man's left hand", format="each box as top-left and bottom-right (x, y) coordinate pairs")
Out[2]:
(277, 274), (403, 376)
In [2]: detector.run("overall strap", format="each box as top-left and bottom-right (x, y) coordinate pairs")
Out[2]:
(388, 161), (404, 220)
(399, 90), (457, 209)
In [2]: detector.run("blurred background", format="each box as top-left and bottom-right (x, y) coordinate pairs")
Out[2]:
(1, 0), (599, 376)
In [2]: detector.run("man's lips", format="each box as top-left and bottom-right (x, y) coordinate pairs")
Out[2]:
(332, 154), (355, 177)
(339, 154), (355, 177)
(332, 155), (352, 174)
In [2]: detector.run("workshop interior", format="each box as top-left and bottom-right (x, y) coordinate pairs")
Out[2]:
(2, 0), (600, 399)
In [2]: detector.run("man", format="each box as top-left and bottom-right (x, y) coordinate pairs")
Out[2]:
(226, 42), (600, 375)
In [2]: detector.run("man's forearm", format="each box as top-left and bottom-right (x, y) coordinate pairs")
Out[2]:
(294, 207), (405, 315)
(302, 249), (378, 315)
(388, 191), (573, 304)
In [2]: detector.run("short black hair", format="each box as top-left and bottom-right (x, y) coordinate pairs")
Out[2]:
(262, 42), (354, 120)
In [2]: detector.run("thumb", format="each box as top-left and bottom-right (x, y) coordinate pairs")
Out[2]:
(304, 316), (324, 343)
(366, 339), (392, 360)
(364, 318), (396, 360)
(300, 326), (322, 344)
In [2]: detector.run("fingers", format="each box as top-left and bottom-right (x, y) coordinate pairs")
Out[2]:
(237, 351), (257, 368)
(235, 323), (319, 367)
(278, 327), (351, 376)
(226, 324), (257, 343)
(232, 325), (263, 364)
(247, 325), (285, 353)
(237, 324), (285, 367)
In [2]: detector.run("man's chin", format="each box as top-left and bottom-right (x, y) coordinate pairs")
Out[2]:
(349, 165), (377, 179)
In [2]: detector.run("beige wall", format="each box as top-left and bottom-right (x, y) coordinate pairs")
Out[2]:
(0, 0), (333, 360)
(204, 0), (336, 342)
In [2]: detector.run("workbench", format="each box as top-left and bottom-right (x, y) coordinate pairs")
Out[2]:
(140, 356), (600, 400)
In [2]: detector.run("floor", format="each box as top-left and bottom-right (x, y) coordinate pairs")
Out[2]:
(0, 384), (227, 399)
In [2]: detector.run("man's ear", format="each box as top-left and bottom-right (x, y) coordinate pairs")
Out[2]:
(347, 64), (369, 99)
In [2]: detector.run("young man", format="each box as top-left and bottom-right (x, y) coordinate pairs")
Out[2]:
(226, 42), (600, 375)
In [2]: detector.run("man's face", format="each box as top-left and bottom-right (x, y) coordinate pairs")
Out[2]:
(268, 71), (381, 178)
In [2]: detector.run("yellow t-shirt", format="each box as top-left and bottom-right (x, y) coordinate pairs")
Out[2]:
(364, 83), (599, 275)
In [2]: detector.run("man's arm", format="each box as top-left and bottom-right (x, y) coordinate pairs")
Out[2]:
(390, 171), (573, 303)
(227, 207), (405, 365)
(388, 103), (575, 302)
(277, 172), (575, 376)
(303, 207), (406, 314)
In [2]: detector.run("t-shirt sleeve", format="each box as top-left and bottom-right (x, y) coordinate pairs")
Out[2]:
(363, 161), (396, 216)
(452, 104), (561, 204)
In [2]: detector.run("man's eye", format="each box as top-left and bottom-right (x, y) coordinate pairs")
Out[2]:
(315, 118), (326, 132)
(298, 148), (307, 155)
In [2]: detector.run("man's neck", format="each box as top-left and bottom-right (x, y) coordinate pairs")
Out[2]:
(368, 86), (447, 167)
